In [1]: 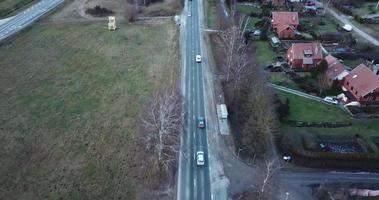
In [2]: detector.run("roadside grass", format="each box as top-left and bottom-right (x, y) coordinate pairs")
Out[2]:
(142, 0), (181, 16)
(0, 0), (35, 17)
(0, 19), (178, 199)
(350, 19), (379, 39)
(206, 0), (217, 28)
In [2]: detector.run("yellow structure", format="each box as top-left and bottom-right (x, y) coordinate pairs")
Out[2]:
(108, 16), (116, 31)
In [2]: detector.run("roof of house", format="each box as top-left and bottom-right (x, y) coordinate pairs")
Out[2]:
(325, 55), (338, 66)
(344, 64), (379, 97)
(272, 12), (299, 26)
(326, 62), (346, 80)
(276, 24), (296, 33)
(288, 43), (323, 60)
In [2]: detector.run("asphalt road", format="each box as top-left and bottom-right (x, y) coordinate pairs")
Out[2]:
(316, 0), (379, 46)
(0, 0), (63, 41)
(177, 0), (211, 200)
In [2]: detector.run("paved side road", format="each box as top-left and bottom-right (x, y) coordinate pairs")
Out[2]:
(316, 0), (379, 46)
(269, 83), (324, 102)
(0, 0), (64, 41)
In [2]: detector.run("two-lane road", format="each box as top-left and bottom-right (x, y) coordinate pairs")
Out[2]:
(0, 0), (63, 41)
(177, 0), (211, 199)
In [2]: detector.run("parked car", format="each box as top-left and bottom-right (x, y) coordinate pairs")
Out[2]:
(195, 55), (202, 63)
(196, 151), (205, 166)
(283, 155), (292, 162)
(198, 117), (205, 128)
(323, 96), (338, 105)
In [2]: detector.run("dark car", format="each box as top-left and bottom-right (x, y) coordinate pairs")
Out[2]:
(197, 117), (205, 128)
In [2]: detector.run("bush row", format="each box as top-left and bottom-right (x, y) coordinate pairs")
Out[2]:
(288, 120), (352, 128)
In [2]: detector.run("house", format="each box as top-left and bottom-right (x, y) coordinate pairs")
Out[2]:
(287, 42), (323, 70)
(341, 64), (379, 105)
(271, 12), (299, 39)
(325, 55), (349, 84)
(262, 0), (286, 5)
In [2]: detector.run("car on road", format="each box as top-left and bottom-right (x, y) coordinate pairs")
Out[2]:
(188, 13), (191, 17)
(195, 55), (202, 63)
(323, 96), (338, 105)
(196, 151), (205, 166)
(197, 117), (205, 128)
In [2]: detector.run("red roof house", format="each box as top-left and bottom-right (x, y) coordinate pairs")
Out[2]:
(263, 0), (286, 5)
(271, 12), (299, 39)
(325, 55), (349, 84)
(341, 64), (379, 105)
(287, 42), (323, 70)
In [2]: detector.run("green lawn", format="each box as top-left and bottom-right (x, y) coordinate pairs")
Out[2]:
(277, 91), (379, 138)
(269, 73), (299, 90)
(253, 41), (278, 66)
(301, 16), (339, 34)
(236, 4), (261, 15)
(352, 2), (379, 17)
(343, 58), (363, 69)
(277, 90), (349, 122)
(0, 20), (178, 199)
(0, 0), (35, 17)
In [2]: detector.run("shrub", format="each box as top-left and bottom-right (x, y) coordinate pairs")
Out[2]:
(276, 98), (290, 122)
(85, 5), (114, 17)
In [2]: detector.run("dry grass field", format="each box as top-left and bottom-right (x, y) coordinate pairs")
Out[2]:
(0, 15), (179, 199)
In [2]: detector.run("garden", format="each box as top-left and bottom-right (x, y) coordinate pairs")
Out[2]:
(277, 91), (379, 169)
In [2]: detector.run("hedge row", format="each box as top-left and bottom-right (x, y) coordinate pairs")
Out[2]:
(288, 120), (352, 128)
(0, 0), (36, 18)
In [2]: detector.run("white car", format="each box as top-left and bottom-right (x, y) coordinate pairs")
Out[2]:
(188, 13), (191, 17)
(195, 55), (202, 63)
(323, 96), (338, 105)
(196, 151), (205, 166)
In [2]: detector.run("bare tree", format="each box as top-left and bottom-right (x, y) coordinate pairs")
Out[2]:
(141, 84), (184, 174)
(317, 74), (330, 95)
(242, 73), (275, 159)
(217, 14), (253, 103)
(125, 3), (138, 22)
(253, 157), (282, 200)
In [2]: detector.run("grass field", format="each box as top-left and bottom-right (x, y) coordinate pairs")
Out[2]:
(0, 19), (178, 199)
(277, 91), (379, 138)
(0, 0), (35, 17)
(252, 41), (278, 66)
